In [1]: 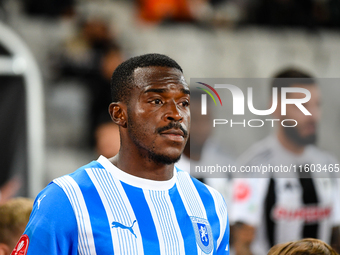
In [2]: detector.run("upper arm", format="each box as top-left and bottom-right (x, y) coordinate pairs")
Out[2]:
(22, 183), (78, 255)
(230, 178), (268, 226)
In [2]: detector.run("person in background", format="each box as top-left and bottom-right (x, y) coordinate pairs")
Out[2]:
(231, 68), (340, 255)
(0, 75), (28, 202)
(90, 43), (123, 157)
(54, 19), (124, 157)
(267, 238), (339, 255)
(0, 198), (33, 255)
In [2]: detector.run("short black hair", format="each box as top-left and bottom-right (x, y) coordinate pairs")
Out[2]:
(110, 53), (183, 103)
(271, 67), (316, 92)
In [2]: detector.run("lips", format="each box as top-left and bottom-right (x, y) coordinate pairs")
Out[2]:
(160, 129), (184, 136)
(160, 129), (185, 142)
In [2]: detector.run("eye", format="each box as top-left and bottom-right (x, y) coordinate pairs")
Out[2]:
(151, 99), (163, 105)
(180, 100), (190, 107)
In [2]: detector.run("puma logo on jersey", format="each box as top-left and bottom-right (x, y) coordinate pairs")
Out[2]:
(37, 195), (46, 209)
(111, 220), (137, 238)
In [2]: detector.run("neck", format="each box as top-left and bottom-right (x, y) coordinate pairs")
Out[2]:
(108, 146), (174, 181)
(277, 129), (305, 155)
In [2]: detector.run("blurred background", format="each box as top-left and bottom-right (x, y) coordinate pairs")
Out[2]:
(1, 0), (340, 199)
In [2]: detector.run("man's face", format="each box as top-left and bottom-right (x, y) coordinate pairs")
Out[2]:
(126, 66), (190, 164)
(280, 84), (320, 145)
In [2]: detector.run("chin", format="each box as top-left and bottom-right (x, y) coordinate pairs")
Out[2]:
(149, 151), (182, 165)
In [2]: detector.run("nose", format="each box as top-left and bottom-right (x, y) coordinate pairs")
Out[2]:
(163, 100), (183, 122)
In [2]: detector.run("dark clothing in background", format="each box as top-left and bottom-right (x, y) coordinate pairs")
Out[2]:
(252, 0), (314, 27)
(23, 0), (74, 17)
(0, 76), (27, 194)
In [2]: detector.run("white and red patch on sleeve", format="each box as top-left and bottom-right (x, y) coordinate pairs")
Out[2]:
(233, 181), (251, 202)
(11, 234), (29, 255)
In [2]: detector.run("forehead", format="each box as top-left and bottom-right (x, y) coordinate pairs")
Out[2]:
(132, 66), (188, 91)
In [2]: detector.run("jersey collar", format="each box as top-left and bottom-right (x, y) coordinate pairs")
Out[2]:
(97, 155), (177, 190)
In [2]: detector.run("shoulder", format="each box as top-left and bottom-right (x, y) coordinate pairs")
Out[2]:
(23, 160), (103, 254)
(26, 160), (102, 236)
(193, 177), (226, 204)
(27, 182), (76, 230)
(53, 160), (104, 190)
(24, 182), (78, 254)
(307, 145), (338, 164)
(176, 168), (228, 214)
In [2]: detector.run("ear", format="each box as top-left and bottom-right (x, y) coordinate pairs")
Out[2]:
(0, 243), (10, 255)
(109, 103), (127, 128)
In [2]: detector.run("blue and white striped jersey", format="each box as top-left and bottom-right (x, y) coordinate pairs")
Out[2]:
(22, 156), (229, 255)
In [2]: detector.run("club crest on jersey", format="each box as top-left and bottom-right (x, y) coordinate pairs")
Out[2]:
(190, 216), (213, 254)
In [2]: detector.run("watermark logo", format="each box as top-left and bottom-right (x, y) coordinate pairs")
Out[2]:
(196, 82), (222, 115)
(195, 82), (312, 128)
(198, 83), (311, 116)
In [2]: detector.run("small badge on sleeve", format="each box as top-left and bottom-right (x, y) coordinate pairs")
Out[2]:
(11, 234), (29, 255)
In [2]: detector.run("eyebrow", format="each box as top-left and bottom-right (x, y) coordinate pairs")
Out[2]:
(144, 88), (191, 95)
(144, 88), (167, 94)
(182, 88), (190, 95)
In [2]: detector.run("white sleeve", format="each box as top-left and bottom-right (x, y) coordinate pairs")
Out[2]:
(230, 178), (269, 227)
(324, 154), (340, 226)
(331, 178), (340, 226)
